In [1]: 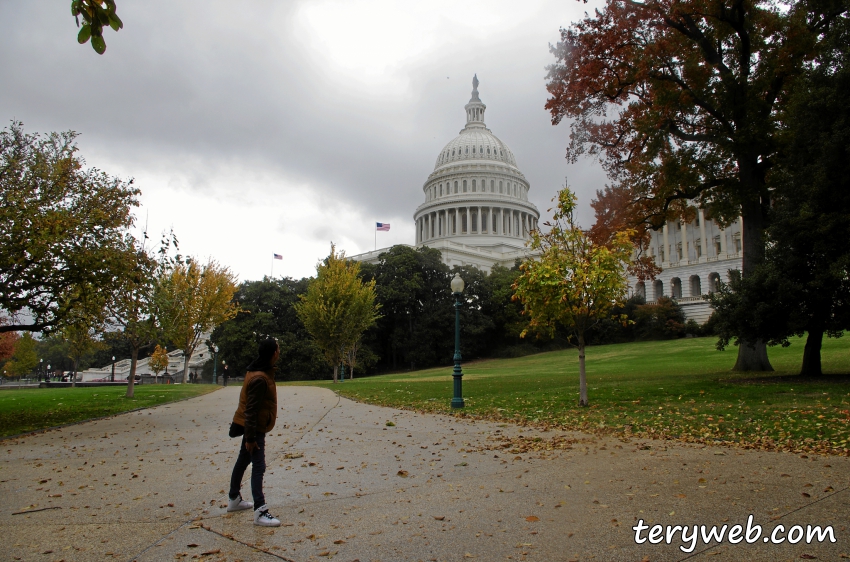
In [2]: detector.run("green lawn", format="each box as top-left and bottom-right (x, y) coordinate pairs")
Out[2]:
(286, 335), (850, 455)
(0, 385), (218, 438)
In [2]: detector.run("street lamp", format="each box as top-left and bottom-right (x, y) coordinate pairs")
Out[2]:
(111, 356), (116, 382)
(222, 361), (228, 387)
(450, 273), (465, 408)
(47, 364), (51, 382)
(212, 345), (219, 385)
(40, 358), (44, 382)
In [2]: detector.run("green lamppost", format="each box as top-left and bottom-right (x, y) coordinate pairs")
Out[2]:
(212, 345), (219, 385)
(450, 273), (465, 408)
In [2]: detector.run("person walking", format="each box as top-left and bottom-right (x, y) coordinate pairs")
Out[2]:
(226, 338), (282, 527)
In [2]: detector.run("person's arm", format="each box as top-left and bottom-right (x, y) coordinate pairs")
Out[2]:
(243, 377), (267, 444)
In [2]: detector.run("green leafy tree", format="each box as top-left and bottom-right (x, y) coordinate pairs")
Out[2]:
(513, 188), (632, 406)
(545, 0), (845, 371)
(211, 276), (325, 381)
(710, 11), (850, 376)
(71, 0), (123, 55)
(155, 258), (239, 384)
(295, 244), (381, 382)
(5, 333), (38, 378)
(0, 121), (140, 334)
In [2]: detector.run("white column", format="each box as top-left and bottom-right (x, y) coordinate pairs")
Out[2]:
(465, 207), (470, 235)
(681, 219), (689, 263)
(719, 226), (727, 257)
(662, 222), (670, 266)
(699, 209), (708, 261)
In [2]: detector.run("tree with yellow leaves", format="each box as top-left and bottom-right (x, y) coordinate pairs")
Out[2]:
(513, 187), (632, 406)
(155, 259), (239, 384)
(295, 244), (381, 383)
(148, 344), (169, 383)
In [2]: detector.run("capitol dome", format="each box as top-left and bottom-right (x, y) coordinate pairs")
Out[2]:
(414, 75), (540, 271)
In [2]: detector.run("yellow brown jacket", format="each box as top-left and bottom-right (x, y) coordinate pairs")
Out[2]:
(232, 370), (277, 442)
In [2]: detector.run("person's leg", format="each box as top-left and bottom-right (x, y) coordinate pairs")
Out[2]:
(249, 432), (266, 508)
(229, 437), (252, 500)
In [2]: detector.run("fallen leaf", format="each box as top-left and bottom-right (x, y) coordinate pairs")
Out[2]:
(526, 516), (539, 522)
(201, 549), (221, 556)
(333, 539), (346, 544)
(187, 544), (199, 548)
(434, 516), (445, 521)
(397, 470), (409, 477)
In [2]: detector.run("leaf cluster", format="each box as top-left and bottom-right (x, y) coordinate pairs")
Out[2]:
(72, 0), (123, 54)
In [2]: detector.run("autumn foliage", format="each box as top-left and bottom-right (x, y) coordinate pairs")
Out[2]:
(545, 0), (844, 370)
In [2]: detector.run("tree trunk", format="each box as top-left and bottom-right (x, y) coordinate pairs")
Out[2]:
(578, 333), (588, 407)
(332, 365), (338, 383)
(126, 346), (139, 398)
(181, 351), (191, 384)
(733, 199), (774, 371)
(800, 329), (824, 377)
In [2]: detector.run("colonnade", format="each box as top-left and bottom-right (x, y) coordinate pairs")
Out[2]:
(416, 206), (537, 244)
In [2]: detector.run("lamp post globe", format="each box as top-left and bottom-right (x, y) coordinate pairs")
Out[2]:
(451, 273), (465, 408)
(111, 356), (116, 382)
(47, 364), (51, 382)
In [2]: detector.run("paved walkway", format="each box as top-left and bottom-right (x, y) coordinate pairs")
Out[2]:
(1, 387), (848, 562)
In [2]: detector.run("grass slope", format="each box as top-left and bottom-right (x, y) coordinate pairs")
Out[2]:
(288, 335), (850, 455)
(0, 385), (218, 438)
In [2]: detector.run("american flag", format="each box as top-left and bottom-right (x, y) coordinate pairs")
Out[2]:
(273, 253), (283, 260)
(376, 222), (391, 231)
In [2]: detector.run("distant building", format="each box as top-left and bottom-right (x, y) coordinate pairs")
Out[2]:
(79, 337), (214, 382)
(351, 75), (540, 273)
(630, 214), (743, 323)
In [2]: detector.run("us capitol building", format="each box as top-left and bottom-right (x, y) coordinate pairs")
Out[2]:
(351, 76), (540, 273)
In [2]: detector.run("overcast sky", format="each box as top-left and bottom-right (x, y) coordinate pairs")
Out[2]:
(2, 0), (608, 282)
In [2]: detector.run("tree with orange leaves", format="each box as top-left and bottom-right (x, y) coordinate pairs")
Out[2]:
(545, 0), (845, 371)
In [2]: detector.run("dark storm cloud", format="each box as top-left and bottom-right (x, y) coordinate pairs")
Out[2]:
(0, 0), (608, 240)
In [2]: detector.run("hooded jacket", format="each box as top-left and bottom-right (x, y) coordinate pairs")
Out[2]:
(232, 370), (277, 443)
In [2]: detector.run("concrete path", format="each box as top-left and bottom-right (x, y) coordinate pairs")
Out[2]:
(1, 386), (848, 562)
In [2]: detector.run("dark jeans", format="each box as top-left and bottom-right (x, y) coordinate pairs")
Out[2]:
(229, 432), (266, 508)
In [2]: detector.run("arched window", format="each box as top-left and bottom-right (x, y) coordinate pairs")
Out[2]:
(472, 179), (476, 192)
(452, 148), (455, 156)
(708, 272), (721, 293)
(465, 146), (469, 154)
(490, 180), (495, 192)
(653, 280), (664, 300)
(472, 146), (476, 154)
(689, 275), (701, 297)
(499, 181), (503, 193)
(463, 180), (467, 192)
(487, 147), (491, 155)
(671, 277), (682, 299)
(636, 282), (646, 299)
(454, 181), (458, 194)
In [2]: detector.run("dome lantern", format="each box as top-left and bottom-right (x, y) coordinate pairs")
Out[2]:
(464, 74), (486, 129)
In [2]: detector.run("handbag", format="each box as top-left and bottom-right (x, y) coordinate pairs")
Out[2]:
(229, 422), (245, 438)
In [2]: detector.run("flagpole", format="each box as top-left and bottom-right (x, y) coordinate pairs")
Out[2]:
(374, 223), (377, 251)
(271, 255), (274, 279)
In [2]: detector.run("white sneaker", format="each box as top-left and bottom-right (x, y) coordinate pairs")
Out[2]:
(226, 494), (253, 512)
(253, 505), (281, 527)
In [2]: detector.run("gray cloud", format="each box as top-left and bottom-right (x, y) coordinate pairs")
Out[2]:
(1, 0), (608, 279)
